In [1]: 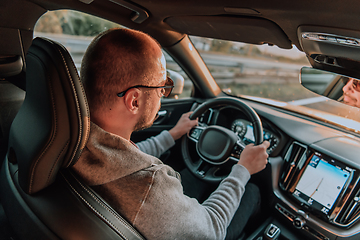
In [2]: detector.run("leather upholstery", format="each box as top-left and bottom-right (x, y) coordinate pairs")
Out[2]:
(8, 37), (90, 194)
(0, 37), (144, 239)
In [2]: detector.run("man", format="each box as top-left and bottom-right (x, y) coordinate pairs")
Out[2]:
(342, 77), (360, 108)
(72, 28), (269, 240)
(136, 111), (197, 158)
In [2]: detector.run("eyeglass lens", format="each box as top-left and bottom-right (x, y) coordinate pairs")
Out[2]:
(163, 77), (174, 97)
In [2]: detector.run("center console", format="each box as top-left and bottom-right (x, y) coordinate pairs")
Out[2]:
(267, 140), (360, 240)
(280, 142), (360, 227)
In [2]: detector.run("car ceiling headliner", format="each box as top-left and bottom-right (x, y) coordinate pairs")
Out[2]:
(2, 0), (360, 52)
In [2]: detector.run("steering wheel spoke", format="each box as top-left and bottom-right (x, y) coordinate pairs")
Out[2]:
(194, 159), (221, 180)
(187, 126), (206, 143)
(230, 138), (246, 158)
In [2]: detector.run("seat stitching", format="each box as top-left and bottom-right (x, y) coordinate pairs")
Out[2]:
(61, 43), (91, 152)
(74, 176), (145, 239)
(57, 46), (90, 167)
(63, 172), (145, 240)
(28, 38), (90, 193)
(29, 64), (58, 194)
(56, 48), (83, 165)
(62, 175), (129, 240)
(47, 140), (69, 184)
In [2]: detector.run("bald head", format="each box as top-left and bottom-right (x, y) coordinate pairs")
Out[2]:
(81, 28), (164, 114)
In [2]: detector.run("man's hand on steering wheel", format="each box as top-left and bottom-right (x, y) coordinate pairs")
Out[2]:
(237, 141), (270, 175)
(169, 112), (198, 141)
(182, 97), (267, 182)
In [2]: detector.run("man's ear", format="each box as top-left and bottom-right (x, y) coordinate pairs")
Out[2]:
(123, 88), (141, 114)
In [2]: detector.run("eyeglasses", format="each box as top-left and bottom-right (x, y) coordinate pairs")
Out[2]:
(343, 77), (360, 92)
(117, 77), (174, 98)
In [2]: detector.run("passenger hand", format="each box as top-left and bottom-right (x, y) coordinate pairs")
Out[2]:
(237, 141), (270, 175)
(169, 112), (198, 140)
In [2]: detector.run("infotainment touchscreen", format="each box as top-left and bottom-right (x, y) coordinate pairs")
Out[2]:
(293, 154), (351, 215)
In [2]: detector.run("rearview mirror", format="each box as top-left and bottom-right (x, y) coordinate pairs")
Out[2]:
(300, 67), (360, 108)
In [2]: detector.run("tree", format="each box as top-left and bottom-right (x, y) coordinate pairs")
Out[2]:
(34, 11), (63, 33)
(210, 39), (232, 53)
(35, 10), (121, 36)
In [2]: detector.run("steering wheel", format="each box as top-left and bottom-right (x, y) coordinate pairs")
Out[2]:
(181, 97), (263, 182)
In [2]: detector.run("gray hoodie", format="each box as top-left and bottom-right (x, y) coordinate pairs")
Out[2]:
(72, 122), (250, 240)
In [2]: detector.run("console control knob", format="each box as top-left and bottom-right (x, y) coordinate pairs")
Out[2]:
(293, 216), (306, 229)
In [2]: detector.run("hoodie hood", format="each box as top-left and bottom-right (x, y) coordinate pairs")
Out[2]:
(72, 122), (162, 186)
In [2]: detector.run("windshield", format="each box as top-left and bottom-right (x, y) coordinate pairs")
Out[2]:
(34, 11), (360, 133)
(191, 36), (360, 132)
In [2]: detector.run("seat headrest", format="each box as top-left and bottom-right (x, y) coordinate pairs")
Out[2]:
(0, 55), (23, 78)
(8, 37), (90, 194)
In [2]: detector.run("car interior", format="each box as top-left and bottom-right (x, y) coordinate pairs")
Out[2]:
(1, 0), (360, 240)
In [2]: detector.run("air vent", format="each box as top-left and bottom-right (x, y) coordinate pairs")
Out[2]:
(336, 186), (360, 227)
(280, 142), (308, 191)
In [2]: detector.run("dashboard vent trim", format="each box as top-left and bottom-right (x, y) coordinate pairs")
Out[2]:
(280, 142), (308, 191)
(335, 181), (360, 227)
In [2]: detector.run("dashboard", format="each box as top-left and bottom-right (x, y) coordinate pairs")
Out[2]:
(230, 119), (279, 154)
(198, 106), (283, 156)
(195, 103), (360, 240)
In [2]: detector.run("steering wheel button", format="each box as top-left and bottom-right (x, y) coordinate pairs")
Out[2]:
(196, 170), (205, 177)
(190, 129), (202, 139)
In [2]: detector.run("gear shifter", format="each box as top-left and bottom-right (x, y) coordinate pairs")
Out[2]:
(263, 223), (281, 240)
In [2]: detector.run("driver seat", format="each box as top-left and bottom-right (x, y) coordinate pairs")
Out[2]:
(0, 37), (145, 240)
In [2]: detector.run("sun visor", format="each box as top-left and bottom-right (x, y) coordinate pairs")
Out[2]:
(165, 16), (292, 49)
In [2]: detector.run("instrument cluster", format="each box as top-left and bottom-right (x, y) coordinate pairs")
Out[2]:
(231, 119), (280, 154)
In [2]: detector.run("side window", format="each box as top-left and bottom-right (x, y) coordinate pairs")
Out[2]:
(34, 10), (193, 99)
(164, 52), (193, 99)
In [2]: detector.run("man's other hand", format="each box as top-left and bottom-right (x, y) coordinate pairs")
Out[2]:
(237, 141), (270, 175)
(169, 112), (198, 140)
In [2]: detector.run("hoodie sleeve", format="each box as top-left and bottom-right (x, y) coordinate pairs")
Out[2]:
(133, 164), (251, 240)
(136, 130), (175, 158)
